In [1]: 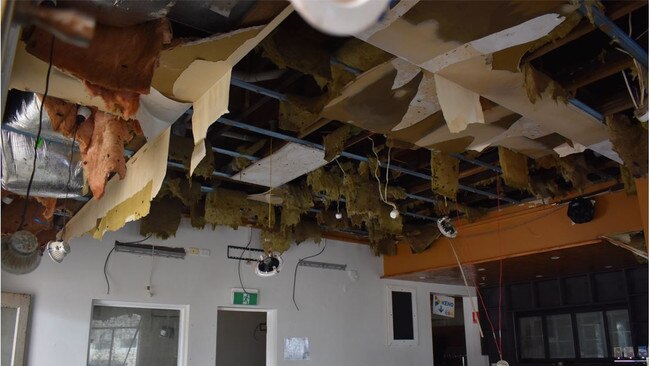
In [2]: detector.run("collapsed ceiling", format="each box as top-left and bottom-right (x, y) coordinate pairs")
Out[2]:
(1, 0), (648, 257)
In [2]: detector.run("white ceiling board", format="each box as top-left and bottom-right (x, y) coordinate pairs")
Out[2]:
(231, 143), (328, 188)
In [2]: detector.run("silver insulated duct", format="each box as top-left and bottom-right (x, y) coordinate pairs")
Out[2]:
(1, 94), (84, 198)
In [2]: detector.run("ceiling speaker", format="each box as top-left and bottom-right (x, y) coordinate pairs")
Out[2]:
(567, 197), (595, 224)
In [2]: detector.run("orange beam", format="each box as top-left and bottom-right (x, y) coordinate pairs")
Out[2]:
(635, 177), (648, 244)
(384, 189), (644, 277)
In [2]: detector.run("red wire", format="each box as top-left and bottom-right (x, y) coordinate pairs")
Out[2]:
(470, 271), (503, 356)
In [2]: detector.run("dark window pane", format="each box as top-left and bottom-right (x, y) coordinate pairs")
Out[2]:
(391, 291), (414, 340)
(547, 314), (575, 358)
(607, 310), (632, 353)
(576, 312), (607, 358)
(519, 316), (545, 359)
(564, 276), (590, 305)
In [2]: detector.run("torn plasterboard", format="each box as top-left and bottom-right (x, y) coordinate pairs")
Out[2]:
(11, 43), (189, 142)
(356, 1), (573, 66)
(434, 56), (620, 162)
(62, 128), (171, 240)
(136, 88), (191, 141)
(554, 141), (587, 157)
(420, 13), (568, 74)
(231, 143), (329, 188)
(391, 71), (440, 131)
(391, 57), (421, 90)
(165, 5), (293, 176)
(434, 73), (484, 133)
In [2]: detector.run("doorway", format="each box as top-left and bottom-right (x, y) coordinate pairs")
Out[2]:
(431, 294), (467, 366)
(216, 308), (275, 366)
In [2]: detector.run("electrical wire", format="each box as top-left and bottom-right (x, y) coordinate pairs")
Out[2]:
(104, 247), (116, 295)
(104, 235), (152, 295)
(292, 240), (327, 311)
(238, 228), (254, 295)
(622, 70), (640, 110)
(18, 35), (55, 230)
(147, 243), (155, 296)
(367, 137), (398, 212)
(446, 237), (483, 338)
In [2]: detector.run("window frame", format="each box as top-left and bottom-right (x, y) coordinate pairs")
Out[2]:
(385, 285), (418, 346)
(515, 306), (631, 363)
(87, 300), (189, 366)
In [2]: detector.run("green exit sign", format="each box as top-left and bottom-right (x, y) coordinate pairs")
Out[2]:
(231, 288), (259, 305)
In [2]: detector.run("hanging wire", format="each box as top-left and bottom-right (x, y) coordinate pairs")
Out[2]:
(104, 235), (152, 295)
(18, 35), (55, 230)
(446, 237), (484, 338)
(292, 240), (327, 311)
(238, 228), (254, 295)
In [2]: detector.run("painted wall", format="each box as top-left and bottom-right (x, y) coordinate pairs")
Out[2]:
(2, 220), (487, 366)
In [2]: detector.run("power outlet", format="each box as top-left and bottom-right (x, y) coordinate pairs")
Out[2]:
(188, 247), (200, 256)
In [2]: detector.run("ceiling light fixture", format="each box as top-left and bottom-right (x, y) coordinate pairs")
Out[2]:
(335, 212), (343, 220)
(389, 207), (400, 219)
(1, 231), (41, 274)
(437, 217), (458, 238)
(550, 256), (560, 260)
(255, 252), (283, 277)
(46, 240), (70, 263)
(477, 267), (486, 272)
(535, 274), (544, 278)
(604, 265), (613, 269)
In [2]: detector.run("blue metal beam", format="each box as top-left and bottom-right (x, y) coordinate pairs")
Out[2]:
(578, 2), (648, 69)
(217, 117), (518, 203)
(230, 77), (287, 101)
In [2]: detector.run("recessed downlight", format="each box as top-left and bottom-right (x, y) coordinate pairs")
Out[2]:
(477, 267), (486, 272)
(604, 265), (613, 269)
(550, 256), (560, 260)
(418, 276), (426, 279)
(535, 274), (544, 278)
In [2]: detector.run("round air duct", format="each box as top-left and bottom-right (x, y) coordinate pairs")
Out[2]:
(1, 231), (41, 274)
(254, 252), (283, 277)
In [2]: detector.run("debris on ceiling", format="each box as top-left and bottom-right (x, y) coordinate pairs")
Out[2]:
(1, 0), (647, 263)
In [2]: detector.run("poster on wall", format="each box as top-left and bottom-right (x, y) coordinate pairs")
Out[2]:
(432, 294), (455, 318)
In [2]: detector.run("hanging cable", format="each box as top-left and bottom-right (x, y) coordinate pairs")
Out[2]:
(292, 240), (327, 311)
(104, 235), (152, 295)
(238, 228), (254, 295)
(496, 173), (504, 357)
(446, 237), (484, 338)
(622, 70), (640, 110)
(147, 242), (155, 297)
(367, 137), (399, 214)
(469, 271), (503, 358)
(18, 35), (55, 230)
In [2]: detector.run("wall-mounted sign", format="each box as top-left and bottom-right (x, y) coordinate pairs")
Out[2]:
(231, 288), (259, 305)
(432, 294), (455, 318)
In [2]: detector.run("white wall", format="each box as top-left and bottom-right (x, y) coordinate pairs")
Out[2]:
(2, 220), (486, 366)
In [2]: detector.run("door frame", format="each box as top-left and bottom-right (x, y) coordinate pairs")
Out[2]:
(217, 306), (277, 366)
(2, 292), (31, 366)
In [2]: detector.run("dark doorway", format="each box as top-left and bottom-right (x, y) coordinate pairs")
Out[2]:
(431, 295), (467, 366)
(216, 310), (267, 366)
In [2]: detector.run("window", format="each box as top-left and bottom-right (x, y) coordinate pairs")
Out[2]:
(386, 285), (418, 346)
(87, 303), (183, 366)
(516, 308), (632, 361)
(547, 314), (575, 358)
(576, 312), (607, 358)
(519, 316), (545, 358)
(606, 310), (633, 352)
